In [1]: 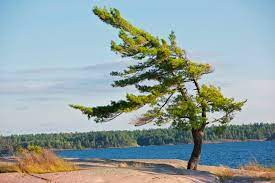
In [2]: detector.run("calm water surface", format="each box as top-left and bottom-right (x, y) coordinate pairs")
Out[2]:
(57, 141), (275, 168)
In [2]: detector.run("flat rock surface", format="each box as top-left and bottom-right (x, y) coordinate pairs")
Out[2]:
(0, 159), (219, 183)
(0, 168), (219, 183)
(0, 159), (273, 183)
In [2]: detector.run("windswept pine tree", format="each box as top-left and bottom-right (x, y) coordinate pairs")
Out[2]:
(70, 7), (246, 170)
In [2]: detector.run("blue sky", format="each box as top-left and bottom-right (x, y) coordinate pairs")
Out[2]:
(0, 0), (274, 135)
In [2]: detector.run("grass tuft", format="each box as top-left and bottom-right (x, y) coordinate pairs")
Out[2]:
(0, 146), (77, 174)
(15, 148), (77, 174)
(214, 166), (235, 181)
(240, 161), (275, 172)
(0, 164), (20, 173)
(214, 161), (275, 182)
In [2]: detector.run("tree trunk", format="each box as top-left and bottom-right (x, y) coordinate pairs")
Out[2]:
(187, 128), (204, 170)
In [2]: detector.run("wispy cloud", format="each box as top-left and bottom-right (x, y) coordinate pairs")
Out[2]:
(0, 61), (130, 95)
(1, 61), (275, 135)
(15, 106), (29, 111)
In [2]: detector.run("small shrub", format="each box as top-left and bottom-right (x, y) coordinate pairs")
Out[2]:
(15, 146), (77, 174)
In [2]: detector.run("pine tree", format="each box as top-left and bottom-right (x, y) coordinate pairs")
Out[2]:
(70, 7), (246, 170)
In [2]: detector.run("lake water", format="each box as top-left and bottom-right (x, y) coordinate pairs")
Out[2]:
(57, 141), (275, 168)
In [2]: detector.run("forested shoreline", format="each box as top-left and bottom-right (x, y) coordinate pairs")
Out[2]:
(0, 123), (274, 155)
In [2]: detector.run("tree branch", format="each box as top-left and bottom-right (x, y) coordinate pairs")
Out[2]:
(159, 93), (174, 111)
(101, 112), (123, 122)
(132, 93), (174, 126)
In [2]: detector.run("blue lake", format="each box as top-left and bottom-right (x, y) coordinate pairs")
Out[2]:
(57, 141), (275, 168)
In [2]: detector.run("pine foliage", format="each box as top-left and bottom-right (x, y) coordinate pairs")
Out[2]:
(70, 7), (246, 130)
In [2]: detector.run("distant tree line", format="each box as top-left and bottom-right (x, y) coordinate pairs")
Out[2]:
(267, 133), (275, 141)
(0, 123), (274, 156)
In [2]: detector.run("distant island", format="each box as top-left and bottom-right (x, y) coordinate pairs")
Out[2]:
(0, 123), (274, 155)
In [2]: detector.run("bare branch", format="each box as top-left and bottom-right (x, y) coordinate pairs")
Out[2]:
(101, 112), (123, 122)
(131, 93), (174, 126)
(159, 93), (174, 110)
